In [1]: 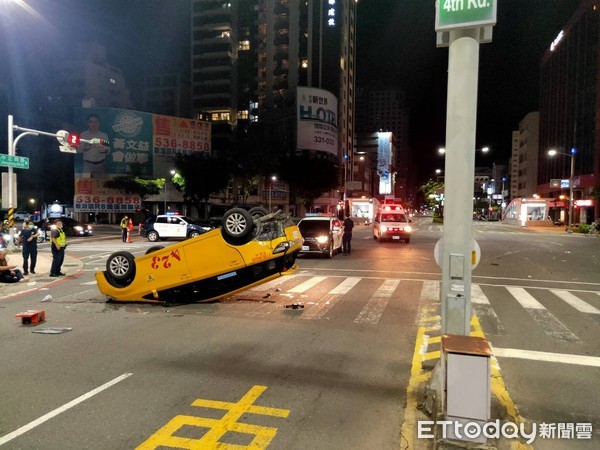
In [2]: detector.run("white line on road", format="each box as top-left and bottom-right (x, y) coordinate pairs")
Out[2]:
(493, 348), (600, 368)
(354, 279), (400, 324)
(80, 280), (98, 285)
(302, 277), (362, 320)
(471, 285), (505, 335)
(0, 373), (133, 447)
(506, 287), (580, 343)
(248, 275), (300, 292)
(288, 276), (327, 293)
(551, 290), (600, 315)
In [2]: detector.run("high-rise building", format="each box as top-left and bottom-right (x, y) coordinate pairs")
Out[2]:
(52, 43), (133, 115)
(538, 0), (600, 222)
(354, 86), (415, 204)
(510, 112), (539, 198)
(191, 0), (258, 143)
(143, 73), (191, 118)
(256, 0), (356, 159)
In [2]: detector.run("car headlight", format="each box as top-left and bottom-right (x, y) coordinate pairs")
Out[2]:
(404, 225), (412, 232)
(316, 235), (329, 244)
(86, 225), (92, 230)
(380, 226), (388, 232)
(75, 226), (83, 231)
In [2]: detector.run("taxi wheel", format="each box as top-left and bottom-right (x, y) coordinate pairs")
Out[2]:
(145, 245), (164, 255)
(106, 251), (136, 282)
(222, 208), (254, 244)
(147, 230), (159, 242)
(249, 206), (269, 220)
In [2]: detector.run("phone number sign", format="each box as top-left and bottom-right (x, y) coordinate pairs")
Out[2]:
(436, 0), (496, 31)
(73, 194), (141, 212)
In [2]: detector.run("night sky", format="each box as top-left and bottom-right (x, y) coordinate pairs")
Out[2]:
(1, 0), (583, 181)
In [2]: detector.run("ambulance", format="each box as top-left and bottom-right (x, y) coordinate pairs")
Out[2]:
(372, 198), (412, 243)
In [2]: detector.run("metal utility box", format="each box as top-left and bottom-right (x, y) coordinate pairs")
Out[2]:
(442, 334), (492, 443)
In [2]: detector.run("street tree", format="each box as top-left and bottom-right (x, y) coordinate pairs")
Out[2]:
(103, 163), (165, 200)
(172, 153), (231, 217)
(279, 151), (340, 212)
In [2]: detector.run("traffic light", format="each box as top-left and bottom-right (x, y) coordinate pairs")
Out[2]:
(68, 133), (80, 146)
(56, 130), (77, 153)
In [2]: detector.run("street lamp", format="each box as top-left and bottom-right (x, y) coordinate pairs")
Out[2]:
(164, 170), (177, 214)
(548, 148), (576, 233)
(268, 175), (277, 211)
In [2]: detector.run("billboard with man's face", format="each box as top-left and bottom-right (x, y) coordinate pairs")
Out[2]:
(72, 107), (211, 213)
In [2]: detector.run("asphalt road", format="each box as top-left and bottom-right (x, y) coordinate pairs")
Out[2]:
(0, 218), (598, 449)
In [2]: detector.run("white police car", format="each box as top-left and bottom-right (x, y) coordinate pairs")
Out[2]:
(140, 215), (211, 242)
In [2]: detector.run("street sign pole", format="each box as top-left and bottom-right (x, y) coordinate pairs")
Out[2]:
(440, 28), (480, 335)
(7, 114), (16, 210)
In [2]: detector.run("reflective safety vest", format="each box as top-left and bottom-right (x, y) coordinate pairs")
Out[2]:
(55, 228), (67, 247)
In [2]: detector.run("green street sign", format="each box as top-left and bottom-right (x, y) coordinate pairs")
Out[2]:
(436, 0), (496, 31)
(0, 154), (29, 169)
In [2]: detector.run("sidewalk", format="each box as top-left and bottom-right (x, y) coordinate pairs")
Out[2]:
(0, 250), (84, 300)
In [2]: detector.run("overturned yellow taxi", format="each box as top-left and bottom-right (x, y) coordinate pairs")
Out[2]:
(96, 208), (303, 304)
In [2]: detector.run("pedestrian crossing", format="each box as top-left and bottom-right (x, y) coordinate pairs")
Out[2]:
(222, 274), (600, 344)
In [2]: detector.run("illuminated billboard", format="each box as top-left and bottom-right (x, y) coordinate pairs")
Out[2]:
(297, 87), (338, 156)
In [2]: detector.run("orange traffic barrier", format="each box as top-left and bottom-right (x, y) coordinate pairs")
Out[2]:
(16, 310), (45, 325)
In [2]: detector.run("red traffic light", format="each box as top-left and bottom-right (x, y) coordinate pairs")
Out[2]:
(68, 133), (80, 146)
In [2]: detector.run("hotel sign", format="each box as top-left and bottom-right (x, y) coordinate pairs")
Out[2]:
(435, 0), (497, 31)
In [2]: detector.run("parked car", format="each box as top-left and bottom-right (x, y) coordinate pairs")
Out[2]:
(297, 214), (343, 258)
(140, 215), (212, 242)
(35, 217), (93, 238)
(96, 207), (303, 304)
(13, 211), (32, 221)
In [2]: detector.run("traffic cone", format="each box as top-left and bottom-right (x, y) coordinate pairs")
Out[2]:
(127, 219), (134, 243)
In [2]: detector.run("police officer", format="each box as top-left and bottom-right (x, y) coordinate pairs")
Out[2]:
(49, 219), (67, 277)
(20, 220), (40, 275)
(120, 215), (129, 242)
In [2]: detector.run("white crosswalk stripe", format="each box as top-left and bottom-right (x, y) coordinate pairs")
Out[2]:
(354, 279), (400, 325)
(551, 290), (600, 315)
(226, 275), (599, 341)
(288, 276), (327, 293)
(301, 277), (361, 320)
(471, 284), (506, 335)
(506, 287), (580, 342)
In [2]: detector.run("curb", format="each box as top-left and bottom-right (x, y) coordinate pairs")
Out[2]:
(0, 253), (85, 301)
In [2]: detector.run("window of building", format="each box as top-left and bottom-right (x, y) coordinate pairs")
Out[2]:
(237, 110), (249, 119)
(239, 40), (250, 51)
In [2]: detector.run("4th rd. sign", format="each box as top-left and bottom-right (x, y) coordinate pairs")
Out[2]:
(436, 0), (497, 31)
(0, 154), (29, 169)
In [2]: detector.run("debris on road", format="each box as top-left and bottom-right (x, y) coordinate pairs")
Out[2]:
(41, 295), (53, 302)
(284, 303), (304, 309)
(32, 327), (73, 335)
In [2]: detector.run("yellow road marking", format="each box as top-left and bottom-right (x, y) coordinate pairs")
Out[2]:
(400, 303), (533, 449)
(137, 385), (289, 450)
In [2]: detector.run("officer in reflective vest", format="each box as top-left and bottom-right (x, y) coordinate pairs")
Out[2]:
(50, 218), (67, 277)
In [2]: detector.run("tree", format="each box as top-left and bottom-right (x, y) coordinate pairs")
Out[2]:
(104, 163), (165, 200)
(279, 152), (340, 212)
(419, 180), (445, 217)
(172, 153), (231, 217)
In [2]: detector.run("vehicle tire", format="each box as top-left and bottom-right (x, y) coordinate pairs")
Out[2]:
(404, 238), (410, 244)
(147, 230), (159, 242)
(145, 245), (164, 255)
(188, 231), (201, 238)
(106, 251), (136, 282)
(221, 208), (254, 244)
(373, 234), (377, 240)
(327, 243), (334, 258)
(248, 206), (269, 220)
